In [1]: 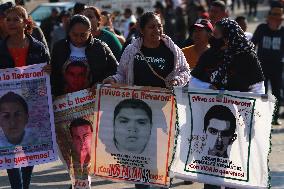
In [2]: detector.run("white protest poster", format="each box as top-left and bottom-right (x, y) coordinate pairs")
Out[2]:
(0, 63), (57, 169)
(91, 85), (176, 187)
(170, 88), (274, 189)
(53, 89), (95, 189)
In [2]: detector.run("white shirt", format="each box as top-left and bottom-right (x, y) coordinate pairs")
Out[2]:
(69, 43), (87, 61)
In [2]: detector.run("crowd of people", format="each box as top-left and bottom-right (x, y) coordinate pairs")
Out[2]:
(0, 0), (283, 188)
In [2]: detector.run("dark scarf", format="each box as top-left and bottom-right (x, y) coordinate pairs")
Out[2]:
(210, 18), (256, 88)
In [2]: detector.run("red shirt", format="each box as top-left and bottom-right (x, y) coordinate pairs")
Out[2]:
(8, 47), (29, 67)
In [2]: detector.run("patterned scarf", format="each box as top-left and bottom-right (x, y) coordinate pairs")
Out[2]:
(210, 18), (256, 88)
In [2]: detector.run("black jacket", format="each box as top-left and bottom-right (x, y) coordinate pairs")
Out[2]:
(50, 37), (118, 96)
(0, 35), (50, 69)
(191, 48), (264, 92)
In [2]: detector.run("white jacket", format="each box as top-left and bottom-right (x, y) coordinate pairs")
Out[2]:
(112, 34), (190, 88)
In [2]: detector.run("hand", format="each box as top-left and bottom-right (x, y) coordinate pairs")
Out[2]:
(102, 77), (116, 84)
(42, 64), (52, 75)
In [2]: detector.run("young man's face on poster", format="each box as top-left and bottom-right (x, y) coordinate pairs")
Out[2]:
(71, 124), (92, 165)
(114, 108), (152, 154)
(64, 64), (88, 93)
(0, 102), (28, 145)
(206, 118), (235, 158)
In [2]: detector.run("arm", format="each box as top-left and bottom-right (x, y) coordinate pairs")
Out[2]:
(110, 45), (133, 84)
(172, 47), (190, 87)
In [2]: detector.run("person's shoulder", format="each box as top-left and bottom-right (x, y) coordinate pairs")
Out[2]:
(28, 35), (46, 50)
(101, 29), (116, 38)
(91, 37), (108, 49)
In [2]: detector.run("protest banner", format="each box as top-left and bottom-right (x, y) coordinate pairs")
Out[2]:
(170, 88), (274, 188)
(0, 63), (57, 169)
(53, 89), (95, 188)
(91, 85), (176, 187)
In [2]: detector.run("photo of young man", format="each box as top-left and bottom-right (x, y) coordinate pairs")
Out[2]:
(63, 61), (91, 93)
(113, 99), (153, 154)
(69, 118), (93, 166)
(0, 92), (33, 146)
(203, 105), (237, 158)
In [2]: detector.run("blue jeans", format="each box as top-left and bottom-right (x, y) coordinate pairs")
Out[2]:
(7, 166), (34, 189)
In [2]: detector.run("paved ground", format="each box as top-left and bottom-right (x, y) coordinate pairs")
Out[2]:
(1, 1), (283, 189)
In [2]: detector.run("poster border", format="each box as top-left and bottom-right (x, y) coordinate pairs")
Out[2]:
(183, 92), (256, 182)
(93, 86), (174, 186)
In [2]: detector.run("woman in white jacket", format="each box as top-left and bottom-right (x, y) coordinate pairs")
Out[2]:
(103, 11), (190, 90)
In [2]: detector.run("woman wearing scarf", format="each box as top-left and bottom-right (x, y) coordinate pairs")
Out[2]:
(190, 18), (264, 94)
(189, 18), (264, 189)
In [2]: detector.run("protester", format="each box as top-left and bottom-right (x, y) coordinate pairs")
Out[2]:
(104, 11), (189, 189)
(136, 6), (144, 18)
(100, 10), (126, 45)
(0, 5), (50, 189)
(164, 0), (176, 40)
(209, 0), (229, 25)
(189, 18), (265, 189)
(31, 17), (49, 50)
(104, 11), (190, 89)
(182, 19), (213, 68)
(0, 2), (12, 40)
(50, 14), (118, 95)
(0, 2), (48, 49)
(174, 6), (187, 47)
(235, 16), (253, 40)
(251, 7), (284, 125)
(50, 10), (71, 50)
(123, 8), (137, 38)
(83, 6), (122, 60)
(231, 0), (241, 12)
(73, 2), (86, 15)
(190, 18), (264, 93)
(40, 7), (60, 47)
(248, 0), (259, 20)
